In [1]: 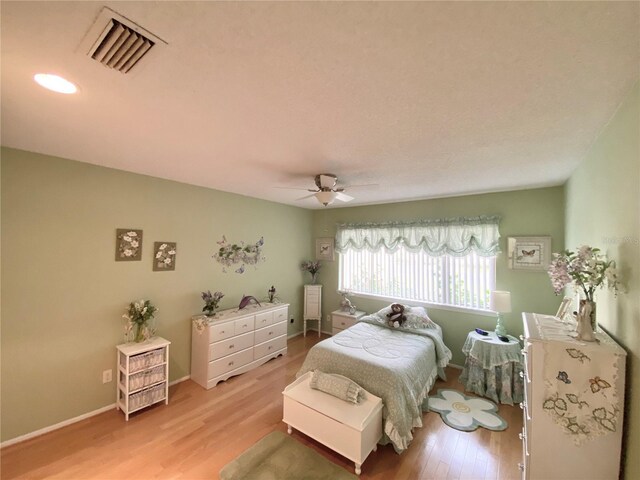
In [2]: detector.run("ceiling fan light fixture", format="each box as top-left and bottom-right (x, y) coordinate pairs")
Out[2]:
(315, 190), (338, 206)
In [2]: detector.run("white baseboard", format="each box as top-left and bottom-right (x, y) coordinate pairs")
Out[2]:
(1, 376), (191, 449)
(287, 330), (303, 339)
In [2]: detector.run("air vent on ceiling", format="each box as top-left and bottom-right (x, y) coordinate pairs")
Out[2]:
(90, 19), (154, 73)
(80, 7), (167, 74)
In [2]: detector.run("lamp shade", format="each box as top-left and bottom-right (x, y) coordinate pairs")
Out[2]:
(490, 290), (512, 313)
(315, 191), (337, 206)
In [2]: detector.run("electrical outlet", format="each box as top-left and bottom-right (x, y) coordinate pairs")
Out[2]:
(102, 369), (112, 384)
(290, 318), (294, 324)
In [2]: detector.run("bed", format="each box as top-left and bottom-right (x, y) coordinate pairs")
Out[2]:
(296, 306), (452, 453)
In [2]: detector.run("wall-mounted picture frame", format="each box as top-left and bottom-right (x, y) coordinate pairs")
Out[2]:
(115, 229), (143, 261)
(507, 236), (551, 271)
(316, 237), (335, 261)
(153, 242), (177, 271)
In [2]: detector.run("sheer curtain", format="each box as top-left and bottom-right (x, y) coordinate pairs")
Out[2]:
(335, 215), (501, 257)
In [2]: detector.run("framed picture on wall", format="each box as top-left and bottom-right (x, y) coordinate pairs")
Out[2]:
(507, 236), (551, 271)
(316, 237), (335, 261)
(115, 229), (143, 261)
(153, 242), (177, 271)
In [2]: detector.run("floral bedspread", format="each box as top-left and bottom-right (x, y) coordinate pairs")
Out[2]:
(296, 319), (452, 453)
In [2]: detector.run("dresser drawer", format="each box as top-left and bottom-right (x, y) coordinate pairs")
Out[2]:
(333, 315), (357, 330)
(254, 334), (287, 359)
(209, 331), (253, 361)
(255, 311), (274, 329)
(208, 347), (253, 379)
(273, 307), (288, 324)
(234, 316), (255, 336)
(208, 321), (235, 343)
(255, 321), (287, 344)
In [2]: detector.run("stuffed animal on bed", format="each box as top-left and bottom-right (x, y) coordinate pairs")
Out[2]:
(386, 303), (407, 328)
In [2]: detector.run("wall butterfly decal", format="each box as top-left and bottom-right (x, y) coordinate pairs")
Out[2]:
(521, 249), (536, 257)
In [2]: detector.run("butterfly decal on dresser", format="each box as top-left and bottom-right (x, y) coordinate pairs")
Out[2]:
(589, 376), (611, 393)
(566, 348), (591, 363)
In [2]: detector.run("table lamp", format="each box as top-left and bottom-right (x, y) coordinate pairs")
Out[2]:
(490, 290), (511, 336)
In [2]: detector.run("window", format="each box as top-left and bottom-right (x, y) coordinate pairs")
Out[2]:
(335, 216), (500, 312)
(339, 247), (496, 310)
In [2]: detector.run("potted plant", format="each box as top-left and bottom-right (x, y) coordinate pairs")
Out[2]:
(202, 290), (224, 316)
(301, 260), (322, 284)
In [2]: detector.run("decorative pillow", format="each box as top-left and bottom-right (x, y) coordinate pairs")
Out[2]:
(309, 370), (365, 404)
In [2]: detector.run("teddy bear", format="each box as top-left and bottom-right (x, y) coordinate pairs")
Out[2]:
(386, 303), (407, 328)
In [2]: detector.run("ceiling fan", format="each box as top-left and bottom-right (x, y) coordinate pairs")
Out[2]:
(296, 174), (354, 206)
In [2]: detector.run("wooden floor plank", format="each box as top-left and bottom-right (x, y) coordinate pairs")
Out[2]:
(1, 334), (522, 479)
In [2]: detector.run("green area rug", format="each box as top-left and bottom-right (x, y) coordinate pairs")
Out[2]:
(220, 431), (357, 480)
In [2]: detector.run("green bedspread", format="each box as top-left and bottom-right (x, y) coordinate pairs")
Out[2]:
(296, 317), (452, 453)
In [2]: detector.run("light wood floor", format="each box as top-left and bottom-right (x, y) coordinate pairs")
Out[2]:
(1, 334), (523, 479)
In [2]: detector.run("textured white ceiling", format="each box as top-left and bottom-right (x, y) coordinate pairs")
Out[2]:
(1, 1), (638, 208)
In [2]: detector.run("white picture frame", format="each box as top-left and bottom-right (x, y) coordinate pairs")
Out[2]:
(556, 297), (573, 321)
(316, 237), (335, 261)
(507, 236), (552, 271)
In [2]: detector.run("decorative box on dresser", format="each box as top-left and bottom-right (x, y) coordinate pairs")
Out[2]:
(116, 336), (170, 421)
(520, 312), (626, 480)
(191, 303), (289, 389)
(303, 285), (322, 337)
(331, 309), (365, 335)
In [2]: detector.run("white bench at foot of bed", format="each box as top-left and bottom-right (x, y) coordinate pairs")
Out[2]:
(282, 372), (383, 475)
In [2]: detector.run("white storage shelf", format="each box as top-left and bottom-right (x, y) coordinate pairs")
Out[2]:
(191, 303), (289, 389)
(116, 337), (171, 421)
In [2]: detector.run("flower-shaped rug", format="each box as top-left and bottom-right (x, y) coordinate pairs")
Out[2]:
(428, 389), (507, 432)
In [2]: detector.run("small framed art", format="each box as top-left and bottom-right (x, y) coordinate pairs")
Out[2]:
(507, 236), (551, 271)
(153, 242), (177, 271)
(115, 229), (143, 261)
(316, 237), (335, 261)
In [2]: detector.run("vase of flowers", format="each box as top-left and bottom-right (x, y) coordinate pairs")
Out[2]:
(122, 299), (158, 343)
(548, 245), (620, 332)
(301, 260), (321, 284)
(202, 290), (224, 316)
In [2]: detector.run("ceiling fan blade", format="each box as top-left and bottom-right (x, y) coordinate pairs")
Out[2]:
(296, 193), (317, 200)
(335, 192), (354, 202)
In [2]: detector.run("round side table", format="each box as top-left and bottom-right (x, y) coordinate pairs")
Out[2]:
(459, 330), (524, 405)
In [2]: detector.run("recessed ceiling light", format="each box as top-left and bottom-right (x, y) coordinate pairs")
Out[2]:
(34, 73), (78, 94)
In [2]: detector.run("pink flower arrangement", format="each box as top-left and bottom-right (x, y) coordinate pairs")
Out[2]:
(548, 245), (620, 301)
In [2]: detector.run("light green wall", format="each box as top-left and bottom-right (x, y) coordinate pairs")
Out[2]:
(0, 147), (313, 442)
(312, 186), (565, 365)
(565, 81), (639, 479)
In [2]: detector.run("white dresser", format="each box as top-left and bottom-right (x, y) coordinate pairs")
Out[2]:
(191, 303), (289, 389)
(520, 312), (626, 480)
(303, 285), (322, 337)
(331, 309), (365, 335)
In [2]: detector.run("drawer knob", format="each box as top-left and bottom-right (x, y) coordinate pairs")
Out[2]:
(519, 432), (526, 441)
(520, 402), (525, 410)
(519, 335), (524, 341)
(341, 322), (346, 326)
(269, 331), (273, 335)
(519, 371), (524, 379)
(268, 346), (272, 350)
(229, 344), (234, 349)
(518, 463), (525, 472)
(228, 361), (234, 366)
(221, 331), (225, 334)
(243, 324), (248, 328)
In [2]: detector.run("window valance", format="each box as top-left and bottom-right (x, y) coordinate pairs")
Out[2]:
(335, 215), (501, 257)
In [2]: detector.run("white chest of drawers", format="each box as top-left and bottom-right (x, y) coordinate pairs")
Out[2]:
(191, 303), (289, 389)
(520, 312), (626, 480)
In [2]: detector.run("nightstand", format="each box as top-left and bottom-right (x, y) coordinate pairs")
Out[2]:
(459, 330), (524, 405)
(331, 310), (365, 335)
